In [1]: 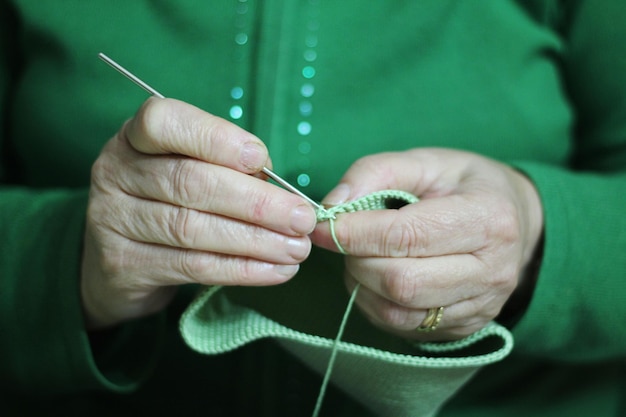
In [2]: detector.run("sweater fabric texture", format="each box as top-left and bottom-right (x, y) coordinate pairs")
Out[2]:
(1, 1), (625, 416)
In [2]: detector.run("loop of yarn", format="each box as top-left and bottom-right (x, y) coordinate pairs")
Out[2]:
(311, 189), (418, 417)
(311, 281), (361, 417)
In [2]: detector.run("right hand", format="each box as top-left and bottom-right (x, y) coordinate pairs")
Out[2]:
(81, 98), (317, 329)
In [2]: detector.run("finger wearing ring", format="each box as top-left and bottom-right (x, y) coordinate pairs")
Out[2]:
(416, 306), (445, 332)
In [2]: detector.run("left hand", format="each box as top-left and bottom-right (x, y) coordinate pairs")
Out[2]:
(310, 148), (543, 341)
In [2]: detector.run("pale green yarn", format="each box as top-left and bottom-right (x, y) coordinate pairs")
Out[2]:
(179, 190), (515, 417)
(311, 281), (361, 417)
(316, 189), (419, 221)
(315, 190), (420, 255)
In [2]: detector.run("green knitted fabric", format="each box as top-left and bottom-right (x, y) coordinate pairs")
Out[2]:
(316, 190), (420, 255)
(179, 190), (514, 417)
(315, 190), (420, 220)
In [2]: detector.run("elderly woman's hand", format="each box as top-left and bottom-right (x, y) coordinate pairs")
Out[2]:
(81, 98), (316, 329)
(311, 148), (543, 341)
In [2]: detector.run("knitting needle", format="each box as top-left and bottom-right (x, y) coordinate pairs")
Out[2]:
(98, 53), (323, 211)
(260, 167), (322, 210)
(99, 53), (165, 99)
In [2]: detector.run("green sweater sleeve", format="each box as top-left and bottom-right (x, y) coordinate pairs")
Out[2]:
(511, 0), (626, 361)
(1, 188), (105, 393)
(0, 3), (162, 395)
(0, 113), (164, 397)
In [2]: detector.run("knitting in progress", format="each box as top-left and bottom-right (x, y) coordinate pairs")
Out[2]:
(180, 190), (514, 417)
(97, 52), (510, 415)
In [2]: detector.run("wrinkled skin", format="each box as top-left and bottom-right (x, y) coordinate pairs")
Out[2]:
(311, 148), (544, 341)
(82, 98), (543, 342)
(81, 98), (317, 329)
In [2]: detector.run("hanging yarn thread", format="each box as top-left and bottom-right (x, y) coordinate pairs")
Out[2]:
(310, 189), (419, 417)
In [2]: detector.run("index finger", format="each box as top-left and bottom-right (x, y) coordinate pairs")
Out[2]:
(312, 195), (489, 257)
(124, 97), (269, 174)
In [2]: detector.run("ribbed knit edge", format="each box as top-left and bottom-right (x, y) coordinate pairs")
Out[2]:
(180, 286), (513, 368)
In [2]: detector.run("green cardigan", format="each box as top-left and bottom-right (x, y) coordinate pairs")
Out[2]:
(1, 1), (625, 416)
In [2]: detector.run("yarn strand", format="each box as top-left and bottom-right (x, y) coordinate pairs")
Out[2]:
(311, 283), (360, 417)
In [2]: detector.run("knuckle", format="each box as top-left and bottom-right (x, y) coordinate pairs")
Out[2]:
(90, 133), (136, 194)
(381, 264), (419, 306)
(86, 196), (113, 230)
(98, 248), (122, 277)
(170, 158), (215, 206)
(351, 154), (377, 171)
(377, 302), (410, 328)
(179, 250), (211, 280)
(90, 153), (106, 178)
(474, 302), (501, 326)
(86, 190), (126, 235)
(198, 119), (229, 159)
(96, 238), (133, 279)
(90, 158), (109, 189)
(231, 258), (258, 285)
(493, 263), (520, 292)
(236, 226), (266, 260)
(383, 216), (424, 257)
(133, 99), (197, 154)
(487, 198), (520, 244)
(90, 146), (119, 189)
(476, 253), (518, 293)
(168, 206), (201, 248)
(351, 154), (391, 178)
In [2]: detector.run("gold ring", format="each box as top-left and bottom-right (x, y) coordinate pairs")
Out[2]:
(416, 306), (444, 332)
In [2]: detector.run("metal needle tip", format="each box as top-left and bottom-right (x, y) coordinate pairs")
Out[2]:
(262, 167), (323, 211)
(98, 53), (165, 98)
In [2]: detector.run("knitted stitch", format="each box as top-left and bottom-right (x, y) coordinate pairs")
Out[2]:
(316, 190), (419, 255)
(179, 190), (514, 417)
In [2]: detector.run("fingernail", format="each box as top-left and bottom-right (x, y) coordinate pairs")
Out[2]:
(290, 205), (316, 235)
(275, 264), (300, 278)
(323, 183), (351, 206)
(240, 142), (266, 171)
(286, 238), (311, 261)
